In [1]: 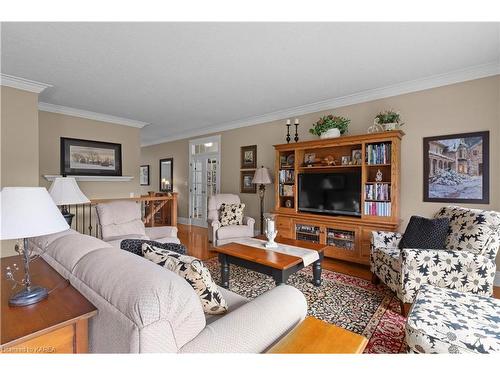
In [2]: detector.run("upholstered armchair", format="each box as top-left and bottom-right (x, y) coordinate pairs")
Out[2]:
(370, 206), (499, 309)
(208, 194), (255, 247)
(96, 200), (180, 247)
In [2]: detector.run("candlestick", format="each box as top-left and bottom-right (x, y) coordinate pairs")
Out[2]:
(294, 118), (299, 125)
(286, 119), (291, 125)
(294, 119), (299, 142)
(286, 123), (291, 143)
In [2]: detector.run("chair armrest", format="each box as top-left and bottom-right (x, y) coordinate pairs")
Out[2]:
(242, 216), (255, 227)
(371, 231), (402, 249)
(145, 226), (178, 241)
(400, 248), (496, 303)
(180, 285), (307, 353)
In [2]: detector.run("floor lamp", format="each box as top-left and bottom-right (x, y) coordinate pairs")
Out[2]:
(252, 166), (272, 234)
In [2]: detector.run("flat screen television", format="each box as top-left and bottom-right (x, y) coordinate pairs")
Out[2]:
(298, 171), (361, 217)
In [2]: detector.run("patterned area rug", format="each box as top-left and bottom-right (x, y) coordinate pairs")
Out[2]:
(204, 258), (407, 353)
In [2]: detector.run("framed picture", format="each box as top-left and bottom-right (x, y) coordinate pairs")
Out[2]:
(241, 145), (257, 169)
(60, 137), (122, 176)
(240, 170), (256, 193)
(139, 165), (150, 186)
(304, 153), (316, 165)
(341, 156), (351, 165)
(352, 149), (362, 165)
(423, 131), (489, 203)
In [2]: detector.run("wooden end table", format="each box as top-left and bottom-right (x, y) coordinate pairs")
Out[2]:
(267, 316), (368, 354)
(1, 256), (97, 354)
(213, 236), (325, 287)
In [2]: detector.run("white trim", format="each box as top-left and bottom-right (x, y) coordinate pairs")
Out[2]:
(141, 61), (500, 146)
(177, 217), (191, 225)
(0, 73), (52, 93)
(495, 271), (500, 287)
(43, 175), (134, 182)
(38, 102), (149, 128)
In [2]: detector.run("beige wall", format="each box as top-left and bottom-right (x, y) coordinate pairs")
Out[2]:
(1, 86), (39, 187)
(38, 111), (142, 199)
(1, 86), (40, 257)
(141, 75), (500, 267)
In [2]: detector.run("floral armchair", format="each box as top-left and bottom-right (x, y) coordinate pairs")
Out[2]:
(370, 206), (500, 305)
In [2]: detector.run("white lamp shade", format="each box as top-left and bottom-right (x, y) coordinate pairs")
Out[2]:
(252, 166), (272, 184)
(48, 177), (90, 205)
(1, 187), (70, 240)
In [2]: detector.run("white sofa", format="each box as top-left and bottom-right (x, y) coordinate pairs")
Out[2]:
(95, 200), (180, 247)
(30, 229), (307, 353)
(208, 194), (255, 247)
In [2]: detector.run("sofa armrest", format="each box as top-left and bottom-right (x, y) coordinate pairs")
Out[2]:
(180, 285), (307, 353)
(145, 226), (178, 241)
(242, 216), (255, 227)
(371, 231), (402, 250)
(400, 248), (496, 303)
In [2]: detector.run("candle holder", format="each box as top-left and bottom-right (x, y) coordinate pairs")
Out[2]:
(264, 217), (278, 248)
(286, 124), (291, 143)
(294, 119), (299, 142)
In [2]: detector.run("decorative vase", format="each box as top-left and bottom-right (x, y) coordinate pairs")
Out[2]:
(383, 122), (399, 131)
(320, 128), (341, 139)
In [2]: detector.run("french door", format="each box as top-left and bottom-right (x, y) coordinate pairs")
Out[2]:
(189, 136), (220, 227)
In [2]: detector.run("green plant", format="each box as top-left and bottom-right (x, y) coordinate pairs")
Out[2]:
(374, 110), (404, 126)
(309, 114), (350, 136)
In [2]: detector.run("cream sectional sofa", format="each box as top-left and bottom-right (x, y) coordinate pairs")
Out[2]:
(30, 229), (307, 353)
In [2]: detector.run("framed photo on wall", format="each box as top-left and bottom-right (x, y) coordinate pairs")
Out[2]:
(60, 137), (122, 176)
(240, 170), (256, 194)
(423, 131), (489, 203)
(240, 145), (257, 169)
(139, 165), (150, 186)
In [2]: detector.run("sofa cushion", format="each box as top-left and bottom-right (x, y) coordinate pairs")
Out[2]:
(434, 206), (500, 258)
(216, 224), (252, 240)
(120, 239), (186, 256)
(142, 244), (228, 315)
(220, 203), (245, 226)
(96, 201), (147, 242)
(399, 216), (449, 250)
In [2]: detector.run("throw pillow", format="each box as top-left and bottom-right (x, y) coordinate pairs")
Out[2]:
(120, 239), (187, 257)
(219, 203), (245, 226)
(399, 216), (450, 250)
(142, 244), (228, 315)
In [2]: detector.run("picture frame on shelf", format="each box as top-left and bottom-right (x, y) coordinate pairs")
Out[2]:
(423, 131), (489, 204)
(352, 149), (362, 165)
(139, 165), (150, 186)
(341, 156), (351, 166)
(304, 153), (316, 165)
(60, 137), (122, 176)
(240, 170), (257, 193)
(240, 145), (257, 169)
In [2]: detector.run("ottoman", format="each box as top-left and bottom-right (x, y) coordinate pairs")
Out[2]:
(406, 284), (500, 353)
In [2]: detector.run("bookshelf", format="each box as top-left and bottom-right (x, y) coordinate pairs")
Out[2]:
(273, 130), (403, 265)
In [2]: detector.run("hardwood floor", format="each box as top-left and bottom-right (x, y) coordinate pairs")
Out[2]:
(177, 224), (500, 298)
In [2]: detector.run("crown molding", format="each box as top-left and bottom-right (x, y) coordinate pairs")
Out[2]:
(141, 61), (500, 147)
(38, 102), (149, 128)
(0, 73), (52, 93)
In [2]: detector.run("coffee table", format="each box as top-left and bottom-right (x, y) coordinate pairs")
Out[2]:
(213, 236), (325, 287)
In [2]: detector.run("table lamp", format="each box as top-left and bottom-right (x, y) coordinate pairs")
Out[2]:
(252, 166), (272, 234)
(1, 187), (70, 306)
(48, 177), (90, 226)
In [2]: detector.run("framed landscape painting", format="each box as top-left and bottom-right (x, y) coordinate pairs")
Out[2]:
(61, 137), (122, 176)
(423, 131), (489, 203)
(240, 170), (256, 193)
(240, 145), (257, 169)
(140, 165), (150, 186)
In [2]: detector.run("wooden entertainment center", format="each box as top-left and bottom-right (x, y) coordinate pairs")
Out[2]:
(273, 130), (404, 265)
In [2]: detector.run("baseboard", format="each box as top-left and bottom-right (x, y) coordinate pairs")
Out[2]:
(177, 217), (191, 225)
(495, 271), (500, 287)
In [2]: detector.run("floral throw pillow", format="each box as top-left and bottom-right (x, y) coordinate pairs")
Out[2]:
(142, 244), (228, 315)
(219, 203), (245, 226)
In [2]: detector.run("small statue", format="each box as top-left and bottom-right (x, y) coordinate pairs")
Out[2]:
(375, 169), (383, 182)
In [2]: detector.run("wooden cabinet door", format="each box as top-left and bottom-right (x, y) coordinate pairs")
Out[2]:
(323, 224), (360, 262)
(276, 216), (293, 239)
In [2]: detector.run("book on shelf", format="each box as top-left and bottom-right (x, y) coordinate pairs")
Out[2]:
(279, 169), (294, 183)
(366, 143), (391, 165)
(364, 202), (391, 217)
(365, 183), (391, 201)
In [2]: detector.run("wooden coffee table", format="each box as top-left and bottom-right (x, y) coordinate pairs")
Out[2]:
(267, 316), (368, 354)
(213, 236), (325, 287)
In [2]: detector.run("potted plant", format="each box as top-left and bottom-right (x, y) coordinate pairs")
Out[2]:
(374, 110), (404, 131)
(309, 115), (350, 139)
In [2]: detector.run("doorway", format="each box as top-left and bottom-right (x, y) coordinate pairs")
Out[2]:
(188, 135), (221, 227)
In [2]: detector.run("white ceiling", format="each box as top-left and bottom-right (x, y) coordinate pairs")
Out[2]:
(2, 22), (499, 145)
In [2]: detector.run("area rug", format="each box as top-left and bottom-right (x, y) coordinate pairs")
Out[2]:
(204, 258), (407, 353)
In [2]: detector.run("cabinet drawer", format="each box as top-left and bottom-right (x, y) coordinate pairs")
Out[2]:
(7, 325), (74, 354)
(276, 216), (293, 238)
